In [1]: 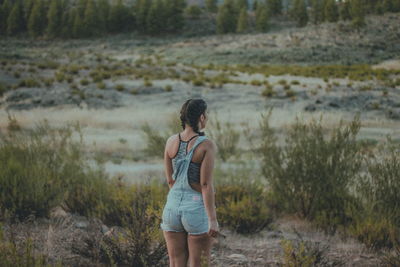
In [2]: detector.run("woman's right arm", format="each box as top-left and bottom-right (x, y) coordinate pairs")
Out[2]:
(200, 140), (219, 235)
(164, 136), (175, 189)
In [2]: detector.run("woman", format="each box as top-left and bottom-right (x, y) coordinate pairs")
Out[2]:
(160, 98), (219, 267)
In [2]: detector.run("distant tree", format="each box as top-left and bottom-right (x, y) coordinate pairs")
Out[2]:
(205, 0), (217, 13)
(28, 0), (46, 37)
(0, 0), (13, 34)
(136, 0), (151, 33)
(310, 0), (324, 24)
(184, 4), (202, 19)
(350, 0), (366, 29)
(216, 0), (238, 34)
(164, 0), (186, 33)
(255, 2), (269, 32)
(72, 7), (84, 37)
(109, 0), (133, 33)
(291, 0), (308, 27)
(46, 0), (62, 37)
(236, 7), (248, 33)
(324, 0), (339, 22)
(339, 0), (351, 20)
(23, 0), (35, 26)
(146, 0), (164, 34)
(7, 1), (25, 35)
(235, 0), (248, 11)
(267, 0), (282, 15)
(83, 0), (100, 36)
(97, 0), (110, 33)
(59, 3), (72, 38)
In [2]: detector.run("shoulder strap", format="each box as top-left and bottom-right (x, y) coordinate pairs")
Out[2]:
(186, 135), (207, 157)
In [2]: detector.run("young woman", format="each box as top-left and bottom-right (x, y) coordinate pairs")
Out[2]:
(160, 98), (219, 267)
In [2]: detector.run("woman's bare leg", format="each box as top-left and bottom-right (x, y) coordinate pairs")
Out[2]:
(187, 233), (213, 267)
(163, 231), (189, 267)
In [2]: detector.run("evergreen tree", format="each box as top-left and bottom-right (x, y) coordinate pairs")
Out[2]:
(83, 0), (100, 36)
(255, 2), (269, 32)
(98, 0), (110, 33)
(28, 0), (45, 37)
(46, 0), (62, 37)
(236, 7), (248, 33)
(146, 0), (164, 34)
(350, 0), (365, 29)
(235, 0), (247, 11)
(136, 0), (151, 33)
(324, 0), (338, 22)
(267, 0), (282, 16)
(216, 0), (238, 34)
(72, 7), (84, 37)
(291, 0), (308, 27)
(165, 0), (186, 33)
(109, 0), (133, 33)
(339, 0), (351, 20)
(205, 0), (217, 13)
(393, 0), (400, 12)
(7, 1), (24, 35)
(310, 0), (324, 24)
(59, 3), (71, 38)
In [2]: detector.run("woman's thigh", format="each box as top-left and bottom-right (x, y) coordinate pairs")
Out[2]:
(163, 231), (189, 266)
(187, 233), (213, 267)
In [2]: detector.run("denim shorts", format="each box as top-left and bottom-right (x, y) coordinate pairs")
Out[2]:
(160, 192), (209, 235)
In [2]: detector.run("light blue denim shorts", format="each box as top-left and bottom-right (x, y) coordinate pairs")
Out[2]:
(160, 192), (209, 235)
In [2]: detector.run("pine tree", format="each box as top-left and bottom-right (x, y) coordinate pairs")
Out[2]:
(350, 0), (365, 29)
(267, 0), (282, 16)
(393, 0), (400, 12)
(339, 0), (351, 20)
(216, 0), (238, 34)
(291, 0), (308, 27)
(205, 0), (217, 13)
(146, 0), (164, 34)
(255, 2), (269, 32)
(28, 0), (45, 37)
(324, 0), (338, 22)
(109, 0), (132, 33)
(136, 0), (151, 33)
(236, 7), (248, 33)
(7, 1), (24, 35)
(310, 0), (324, 24)
(165, 0), (186, 33)
(83, 0), (100, 36)
(72, 7), (84, 37)
(47, 0), (62, 37)
(235, 0), (247, 12)
(1, 0), (13, 34)
(98, 0), (110, 33)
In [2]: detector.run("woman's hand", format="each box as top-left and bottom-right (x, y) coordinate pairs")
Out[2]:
(208, 219), (219, 238)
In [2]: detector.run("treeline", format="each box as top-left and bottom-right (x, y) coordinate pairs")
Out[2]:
(216, 0), (400, 33)
(1, 0), (400, 38)
(0, 0), (186, 38)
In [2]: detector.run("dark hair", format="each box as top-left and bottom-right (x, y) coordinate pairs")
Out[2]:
(179, 98), (207, 136)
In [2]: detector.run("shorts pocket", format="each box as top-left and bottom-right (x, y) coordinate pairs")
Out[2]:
(183, 208), (206, 230)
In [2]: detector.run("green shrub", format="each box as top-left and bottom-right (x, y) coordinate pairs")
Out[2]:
(0, 118), (109, 221)
(0, 83), (8, 96)
(261, 86), (275, 97)
(207, 113), (240, 162)
(215, 162), (273, 234)
(280, 233), (343, 267)
(291, 80), (300, 85)
(0, 223), (55, 267)
(192, 78), (205, 86)
(278, 79), (287, 85)
(80, 79), (89, 86)
(165, 85), (172, 92)
(97, 82), (106, 90)
(250, 80), (262, 86)
(259, 108), (363, 233)
(285, 89), (295, 97)
(13, 71), (20, 78)
(54, 71), (65, 82)
(144, 79), (153, 87)
(18, 78), (40, 88)
(115, 84), (125, 91)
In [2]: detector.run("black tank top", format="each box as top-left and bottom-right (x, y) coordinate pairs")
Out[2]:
(171, 133), (201, 184)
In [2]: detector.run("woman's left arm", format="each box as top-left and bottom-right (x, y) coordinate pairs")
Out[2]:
(164, 136), (175, 189)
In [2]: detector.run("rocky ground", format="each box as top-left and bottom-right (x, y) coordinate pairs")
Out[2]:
(1, 208), (384, 267)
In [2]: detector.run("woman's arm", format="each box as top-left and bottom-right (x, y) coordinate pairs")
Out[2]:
(200, 140), (218, 227)
(164, 136), (175, 189)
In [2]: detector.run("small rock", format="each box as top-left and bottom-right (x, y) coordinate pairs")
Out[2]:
(101, 224), (110, 234)
(76, 221), (89, 229)
(227, 253), (248, 262)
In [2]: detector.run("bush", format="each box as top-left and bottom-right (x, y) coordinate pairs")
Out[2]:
(0, 117), (109, 221)
(18, 78), (40, 88)
(206, 113), (240, 162)
(215, 162), (274, 234)
(259, 108), (363, 233)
